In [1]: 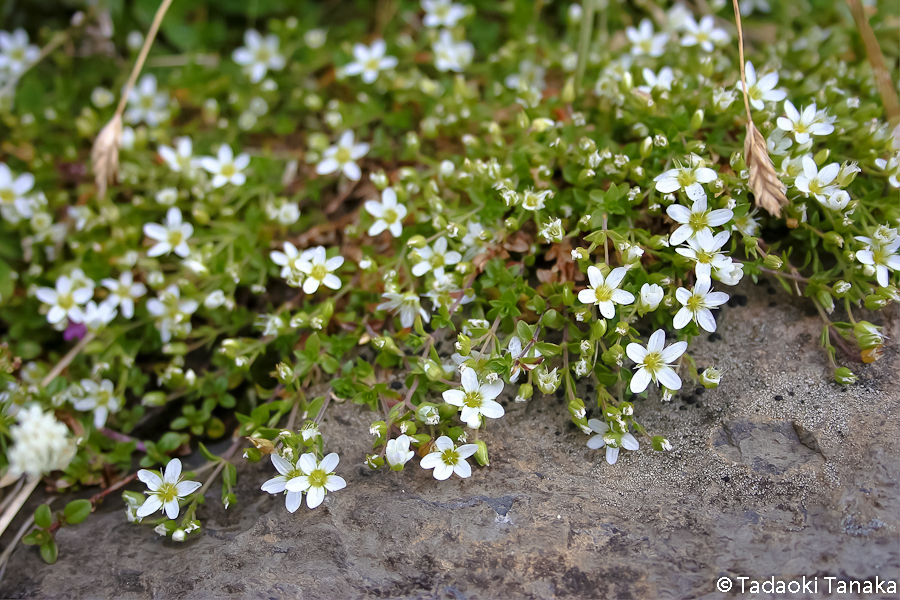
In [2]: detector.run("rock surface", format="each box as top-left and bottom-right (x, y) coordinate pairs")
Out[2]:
(2, 281), (899, 599)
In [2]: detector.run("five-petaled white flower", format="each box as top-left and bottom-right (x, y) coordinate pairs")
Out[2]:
(665, 194), (733, 246)
(73, 379), (121, 428)
(36, 272), (95, 325)
(420, 435), (479, 480)
(158, 137), (196, 175)
(520, 188), (553, 211)
(144, 207), (193, 258)
(626, 329), (688, 393)
(0, 29), (39, 76)
(344, 40), (398, 84)
(124, 74), (169, 127)
(777, 101), (834, 144)
(626, 19), (669, 57)
(386, 434), (415, 469)
(577, 266), (635, 319)
(232, 29), (286, 83)
(855, 235), (900, 288)
(316, 131), (370, 182)
(199, 145), (250, 188)
(680, 15), (729, 52)
(0, 163), (34, 216)
(296, 246), (344, 294)
(794, 155), (839, 203)
(586, 419), (639, 465)
(442, 368), (505, 428)
(100, 271), (146, 319)
(136, 458), (201, 520)
(675, 229), (733, 281)
(673, 279), (729, 333)
(261, 454), (306, 513)
(377, 291), (429, 329)
(412, 237), (462, 278)
(365, 188), (407, 237)
(422, 0), (467, 28)
(875, 153), (900, 188)
(655, 162), (719, 202)
(284, 452), (346, 509)
(637, 67), (674, 94)
(82, 300), (118, 332)
(739, 61), (786, 110)
(432, 30), (474, 73)
(270, 242), (303, 282)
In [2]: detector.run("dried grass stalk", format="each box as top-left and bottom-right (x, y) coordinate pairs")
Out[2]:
(91, 114), (122, 198)
(743, 122), (788, 217)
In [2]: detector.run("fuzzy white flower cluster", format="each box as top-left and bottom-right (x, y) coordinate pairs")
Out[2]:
(8, 404), (77, 478)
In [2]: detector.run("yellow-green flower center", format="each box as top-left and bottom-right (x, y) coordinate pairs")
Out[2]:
(168, 230), (183, 246)
(462, 391), (483, 409)
(221, 163), (236, 177)
(0, 190), (13, 203)
(440, 448), (460, 466)
(593, 283), (613, 303)
(686, 294), (703, 311)
(335, 147), (352, 163)
(642, 351), (663, 373)
(688, 211), (708, 231)
(383, 208), (398, 223)
(58, 293), (74, 310)
(308, 468), (328, 488)
(310, 264), (327, 280)
(157, 481), (178, 503)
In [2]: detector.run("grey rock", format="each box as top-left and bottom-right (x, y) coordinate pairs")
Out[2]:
(1, 281), (898, 599)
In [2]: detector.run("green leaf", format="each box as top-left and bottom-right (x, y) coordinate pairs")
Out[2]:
(34, 504), (52, 530)
(63, 500), (92, 525)
(198, 442), (219, 462)
(40, 539), (58, 564)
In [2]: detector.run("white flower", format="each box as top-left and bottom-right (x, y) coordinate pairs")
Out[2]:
(296, 246), (344, 294)
(585, 419), (639, 465)
(232, 29), (286, 83)
(412, 237), (461, 278)
(82, 301), (117, 332)
(199, 145), (250, 188)
(874, 153), (900, 188)
(507, 335), (542, 382)
(794, 156), (839, 201)
(640, 283), (664, 311)
(365, 188), (407, 237)
(261, 454), (306, 513)
(738, 61), (786, 110)
(442, 368), (504, 428)
(284, 452), (346, 509)
(680, 15), (729, 52)
(316, 131), (370, 181)
(505, 59), (546, 91)
(667, 3), (694, 31)
(136, 458), (201, 520)
(521, 188), (553, 211)
(855, 235), (900, 287)
(420, 435), (478, 480)
(270, 241), (303, 282)
(776, 101), (834, 144)
(266, 198), (300, 225)
(673, 279), (729, 332)
(8, 404), (77, 478)
(740, 0), (771, 15)
(626, 329), (688, 393)
(146, 285), (199, 343)
(766, 128), (793, 156)
(101, 271), (147, 319)
(36, 272), (95, 325)
(386, 434), (415, 469)
(432, 30), (474, 73)
(377, 291), (429, 329)
(626, 19), (669, 57)
(655, 162), (719, 202)
(124, 74), (169, 126)
(344, 39), (398, 84)
(665, 194), (733, 245)
(0, 163), (35, 216)
(577, 266), (635, 319)
(637, 67), (674, 93)
(0, 29), (39, 76)
(422, 0), (467, 28)
(73, 379), (120, 428)
(675, 229), (733, 281)
(158, 137), (196, 174)
(715, 262), (745, 286)
(144, 207), (193, 258)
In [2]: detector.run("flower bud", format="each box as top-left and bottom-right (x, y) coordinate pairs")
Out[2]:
(651, 436), (673, 451)
(639, 283), (664, 312)
(824, 231), (844, 248)
(536, 366), (561, 394)
(474, 440), (490, 466)
(365, 454), (385, 469)
(515, 383), (533, 402)
(700, 367), (721, 389)
(242, 447), (262, 462)
(567, 397), (586, 420)
(369, 421), (387, 440)
(275, 362), (294, 384)
(369, 170), (389, 189)
(456, 334), (472, 356)
(172, 529), (186, 542)
(640, 137), (653, 158)
(531, 118), (555, 133)
(601, 344), (625, 367)
(833, 367), (858, 385)
(813, 148), (830, 164)
(864, 294), (888, 311)
(424, 360), (445, 381)
(591, 319), (607, 339)
(691, 109), (704, 131)
(561, 77), (576, 103)
(763, 254), (783, 270)
(853, 321), (884, 350)
(817, 290), (835, 314)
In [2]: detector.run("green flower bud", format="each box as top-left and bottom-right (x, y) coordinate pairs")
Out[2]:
(824, 231), (844, 248)
(591, 319), (607, 339)
(816, 289), (835, 314)
(567, 397), (586, 420)
(691, 108), (705, 131)
(516, 383), (533, 402)
(853, 321), (884, 350)
(275, 362), (294, 384)
(864, 294), (888, 311)
(813, 148), (830, 164)
(833, 367), (858, 385)
(505, 216), (519, 230)
(369, 421), (387, 442)
(763, 254), (783, 270)
(242, 447), (262, 463)
(701, 367), (721, 389)
(424, 360), (444, 381)
(142, 391), (168, 407)
(640, 136), (653, 158)
(602, 344), (625, 367)
(456, 333), (471, 356)
(516, 111), (530, 130)
(365, 454), (385, 469)
(561, 77), (576, 103)
(474, 440), (490, 466)
(536, 366), (561, 394)
(369, 170), (389, 190)
(651, 436), (673, 451)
